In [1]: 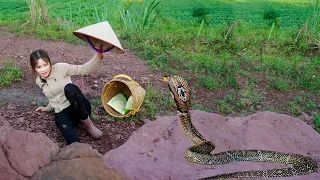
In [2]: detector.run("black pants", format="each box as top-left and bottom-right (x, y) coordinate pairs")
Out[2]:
(54, 83), (91, 145)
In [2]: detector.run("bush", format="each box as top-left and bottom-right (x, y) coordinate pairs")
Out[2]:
(192, 7), (210, 24)
(263, 7), (279, 23)
(0, 60), (23, 87)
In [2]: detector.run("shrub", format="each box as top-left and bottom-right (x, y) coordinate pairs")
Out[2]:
(0, 60), (23, 87)
(192, 7), (210, 24)
(263, 8), (279, 21)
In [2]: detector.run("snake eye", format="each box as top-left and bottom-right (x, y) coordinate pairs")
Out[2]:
(177, 86), (187, 102)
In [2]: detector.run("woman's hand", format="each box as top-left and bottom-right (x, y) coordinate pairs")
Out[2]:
(97, 52), (103, 59)
(96, 44), (104, 59)
(35, 106), (49, 112)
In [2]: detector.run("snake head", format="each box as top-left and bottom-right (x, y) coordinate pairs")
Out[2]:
(162, 75), (190, 113)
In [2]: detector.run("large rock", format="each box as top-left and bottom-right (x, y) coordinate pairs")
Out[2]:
(0, 116), (26, 180)
(0, 114), (10, 127)
(1, 115), (125, 180)
(0, 115), (59, 179)
(32, 143), (126, 180)
(104, 110), (320, 180)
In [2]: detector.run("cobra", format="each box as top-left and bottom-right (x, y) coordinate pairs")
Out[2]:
(162, 75), (318, 180)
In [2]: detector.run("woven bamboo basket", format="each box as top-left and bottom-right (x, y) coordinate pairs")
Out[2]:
(101, 74), (146, 118)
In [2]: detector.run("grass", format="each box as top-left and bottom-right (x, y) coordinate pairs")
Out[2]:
(213, 83), (265, 116)
(130, 81), (176, 120)
(0, 0), (319, 122)
(0, 60), (24, 87)
(38, 99), (49, 107)
(314, 114), (320, 132)
(287, 94), (320, 116)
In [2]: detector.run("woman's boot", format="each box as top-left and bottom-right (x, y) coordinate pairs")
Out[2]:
(82, 118), (102, 139)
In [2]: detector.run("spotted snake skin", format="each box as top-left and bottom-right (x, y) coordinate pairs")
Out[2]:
(163, 75), (318, 180)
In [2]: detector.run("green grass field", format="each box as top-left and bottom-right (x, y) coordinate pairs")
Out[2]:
(133, 0), (314, 25)
(0, 0), (319, 120)
(1, 0), (316, 28)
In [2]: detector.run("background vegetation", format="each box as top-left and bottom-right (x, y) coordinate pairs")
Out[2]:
(0, 0), (319, 128)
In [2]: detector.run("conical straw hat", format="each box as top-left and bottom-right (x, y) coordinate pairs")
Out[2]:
(73, 21), (124, 54)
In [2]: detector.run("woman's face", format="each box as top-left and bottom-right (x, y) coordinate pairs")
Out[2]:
(35, 58), (51, 78)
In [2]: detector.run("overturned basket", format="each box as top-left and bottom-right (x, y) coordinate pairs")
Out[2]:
(101, 74), (146, 118)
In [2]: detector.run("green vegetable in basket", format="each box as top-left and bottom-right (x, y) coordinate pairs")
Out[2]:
(107, 93), (127, 115)
(124, 96), (133, 114)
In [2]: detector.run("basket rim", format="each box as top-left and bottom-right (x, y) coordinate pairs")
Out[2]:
(101, 79), (145, 118)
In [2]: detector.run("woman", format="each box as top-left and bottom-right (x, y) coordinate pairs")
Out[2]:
(30, 49), (103, 145)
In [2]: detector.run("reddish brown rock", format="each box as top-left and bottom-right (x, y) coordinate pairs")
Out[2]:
(105, 110), (320, 180)
(1, 118), (27, 180)
(0, 149), (27, 180)
(3, 128), (60, 177)
(0, 115), (10, 127)
(0, 115), (59, 178)
(32, 143), (126, 180)
(1, 114), (126, 179)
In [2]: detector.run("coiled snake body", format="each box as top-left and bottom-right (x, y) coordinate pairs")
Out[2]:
(162, 75), (318, 180)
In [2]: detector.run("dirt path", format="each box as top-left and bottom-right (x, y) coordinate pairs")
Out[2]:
(0, 31), (167, 154)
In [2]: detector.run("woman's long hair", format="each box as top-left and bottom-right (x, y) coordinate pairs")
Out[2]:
(29, 49), (52, 74)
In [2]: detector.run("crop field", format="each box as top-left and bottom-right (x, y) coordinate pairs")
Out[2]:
(133, 0), (314, 25)
(1, 1), (316, 26)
